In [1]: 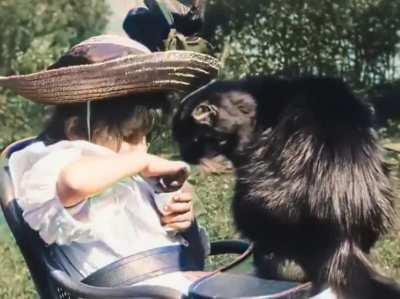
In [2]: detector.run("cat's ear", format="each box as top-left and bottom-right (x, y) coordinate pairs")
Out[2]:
(192, 103), (219, 126)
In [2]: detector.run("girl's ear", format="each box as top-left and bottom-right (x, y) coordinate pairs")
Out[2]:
(64, 116), (82, 140)
(139, 134), (149, 152)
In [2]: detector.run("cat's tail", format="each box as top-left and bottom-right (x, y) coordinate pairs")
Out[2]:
(327, 240), (400, 299)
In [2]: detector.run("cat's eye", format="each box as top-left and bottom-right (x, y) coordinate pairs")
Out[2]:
(198, 105), (212, 113)
(192, 103), (218, 126)
(193, 104), (214, 116)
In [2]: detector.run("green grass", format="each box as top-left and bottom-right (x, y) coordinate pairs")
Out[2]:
(1, 156), (400, 297)
(0, 228), (37, 299)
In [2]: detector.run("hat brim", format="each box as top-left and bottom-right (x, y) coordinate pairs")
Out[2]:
(0, 51), (219, 104)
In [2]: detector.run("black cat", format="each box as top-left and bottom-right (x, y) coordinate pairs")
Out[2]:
(173, 76), (400, 299)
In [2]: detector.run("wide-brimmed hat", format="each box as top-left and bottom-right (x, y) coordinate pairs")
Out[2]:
(0, 34), (219, 104)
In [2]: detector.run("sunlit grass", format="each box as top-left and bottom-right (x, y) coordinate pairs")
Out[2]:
(0, 227), (36, 299)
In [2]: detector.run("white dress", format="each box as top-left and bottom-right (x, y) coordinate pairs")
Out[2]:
(8, 140), (209, 294)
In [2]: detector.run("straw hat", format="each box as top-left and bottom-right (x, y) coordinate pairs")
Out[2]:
(0, 34), (219, 104)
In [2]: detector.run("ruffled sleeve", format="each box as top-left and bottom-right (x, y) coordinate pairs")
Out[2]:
(8, 141), (99, 245)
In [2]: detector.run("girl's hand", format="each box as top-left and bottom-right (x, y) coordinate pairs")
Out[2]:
(160, 189), (194, 232)
(141, 155), (190, 181)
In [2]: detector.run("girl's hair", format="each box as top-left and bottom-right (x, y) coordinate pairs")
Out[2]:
(38, 93), (171, 149)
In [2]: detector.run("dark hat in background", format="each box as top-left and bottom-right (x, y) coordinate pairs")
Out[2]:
(123, 0), (206, 51)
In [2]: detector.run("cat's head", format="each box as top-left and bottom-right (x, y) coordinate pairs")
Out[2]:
(173, 81), (257, 164)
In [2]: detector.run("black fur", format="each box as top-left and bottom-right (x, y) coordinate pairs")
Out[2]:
(173, 76), (400, 299)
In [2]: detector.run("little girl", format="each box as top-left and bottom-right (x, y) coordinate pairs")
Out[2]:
(3, 35), (218, 294)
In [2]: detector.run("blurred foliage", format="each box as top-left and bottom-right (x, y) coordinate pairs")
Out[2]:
(0, 0), (110, 149)
(0, 0), (110, 75)
(379, 119), (400, 143)
(372, 233), (400, 279)
(0, 91), (43, 149)
(205, 0), (400, 87)
(366, 79), (400, 127)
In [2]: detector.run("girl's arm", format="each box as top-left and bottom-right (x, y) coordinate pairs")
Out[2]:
(57, 151), (149, 207)
(57, 151), (188, 208)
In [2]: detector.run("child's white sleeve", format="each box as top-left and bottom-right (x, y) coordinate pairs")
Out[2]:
(9, 145), (97, 245)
